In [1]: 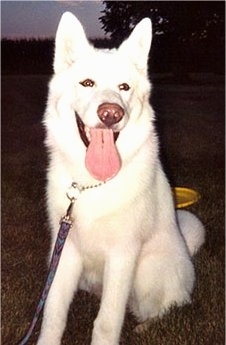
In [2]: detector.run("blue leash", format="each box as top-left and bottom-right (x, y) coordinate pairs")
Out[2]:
(18, 197), (75, 345)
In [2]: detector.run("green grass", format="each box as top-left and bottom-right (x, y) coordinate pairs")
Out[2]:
(2, 75), (224, 345)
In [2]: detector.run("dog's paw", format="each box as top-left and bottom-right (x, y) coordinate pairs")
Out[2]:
(133, 320), (151, 334)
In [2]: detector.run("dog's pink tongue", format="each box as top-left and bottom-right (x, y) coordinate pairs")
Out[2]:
(85, 128), (121, 181)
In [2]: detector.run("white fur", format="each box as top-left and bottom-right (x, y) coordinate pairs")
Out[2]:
(37, 12), (205, 345)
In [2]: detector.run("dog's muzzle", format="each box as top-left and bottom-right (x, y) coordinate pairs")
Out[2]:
(75, 102), (124, 147)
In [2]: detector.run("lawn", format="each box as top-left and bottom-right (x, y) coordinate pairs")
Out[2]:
(2, 75), (225, 345)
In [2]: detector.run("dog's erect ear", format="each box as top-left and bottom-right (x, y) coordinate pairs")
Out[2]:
(119, 18), (152, 74)
(54, 12), (91, 74)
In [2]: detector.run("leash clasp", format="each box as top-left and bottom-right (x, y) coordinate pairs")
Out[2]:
(61, 182), (82, 225)
(61, 197), (75, 225)
(61, 182), (83, 225)
(66, 197), (75, 218)
(67, 182), (83, 201)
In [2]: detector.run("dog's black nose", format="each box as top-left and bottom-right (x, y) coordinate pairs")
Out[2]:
(97, 103), (124, 127)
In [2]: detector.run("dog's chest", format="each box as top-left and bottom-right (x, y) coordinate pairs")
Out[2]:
(73, 224), (107, 292)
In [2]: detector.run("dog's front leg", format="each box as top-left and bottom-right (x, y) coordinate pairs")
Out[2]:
(37, 240), (82, 345)
(91, 250), (137, 345)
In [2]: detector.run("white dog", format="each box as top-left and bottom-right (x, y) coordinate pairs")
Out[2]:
(37, 12), (205, 345)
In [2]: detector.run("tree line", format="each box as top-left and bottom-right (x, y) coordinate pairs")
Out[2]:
(99, 1), (225, 75)
(2, 1), (224, 76)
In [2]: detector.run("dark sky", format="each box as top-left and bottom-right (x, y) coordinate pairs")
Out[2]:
(1, 1), (106, 39)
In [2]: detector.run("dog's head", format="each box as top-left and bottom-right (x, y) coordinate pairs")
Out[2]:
(46, 12), (153, 181)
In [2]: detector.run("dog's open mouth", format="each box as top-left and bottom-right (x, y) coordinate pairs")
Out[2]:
(75, 113), (119, 148)
(75, 113), (121, 181)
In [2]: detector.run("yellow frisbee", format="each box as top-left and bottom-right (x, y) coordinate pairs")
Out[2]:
(173, 187), (201, 209)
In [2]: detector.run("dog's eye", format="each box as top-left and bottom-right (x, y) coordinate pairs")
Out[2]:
(118, 83), (130, 91)
(79, 79), (95, 87)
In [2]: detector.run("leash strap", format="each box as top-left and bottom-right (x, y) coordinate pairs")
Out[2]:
(18, 198), (75, 345)
(17, 182), (104, 344)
